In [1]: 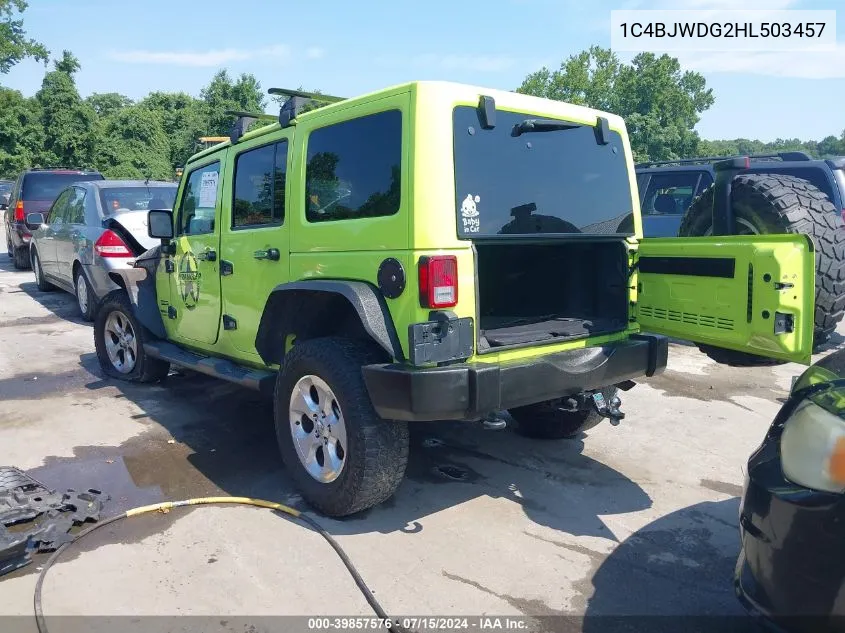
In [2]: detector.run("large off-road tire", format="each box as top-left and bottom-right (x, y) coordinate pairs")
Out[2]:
(13, 245), (30, 270)
(679, 174), (845, 363)
(274, 337), (409, 517)
(94, 290), (170, 382)
(509, 387), (618, 439)
(31, 248), (54, 292)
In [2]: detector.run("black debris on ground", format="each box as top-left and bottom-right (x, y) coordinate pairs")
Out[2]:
(0, 466), (108, 577)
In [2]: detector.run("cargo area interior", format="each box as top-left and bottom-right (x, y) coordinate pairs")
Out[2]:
(475, 241), (630, 350)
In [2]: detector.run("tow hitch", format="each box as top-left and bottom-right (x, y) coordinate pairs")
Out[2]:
(591, 391), (625, 426)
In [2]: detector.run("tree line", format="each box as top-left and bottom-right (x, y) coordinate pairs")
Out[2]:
(1, 2), (842, 181)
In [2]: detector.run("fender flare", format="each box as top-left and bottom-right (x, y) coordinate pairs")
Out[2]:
(109, 246), (168, 340)
(255, 280), (404, 365)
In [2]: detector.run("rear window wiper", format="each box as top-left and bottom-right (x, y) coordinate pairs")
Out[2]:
(511, 119), (581, 137)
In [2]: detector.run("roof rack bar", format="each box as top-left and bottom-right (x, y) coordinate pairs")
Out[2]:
(637, 150), (812, 168)
(269, 87), (348, 129)
(267, 87), (346, 103)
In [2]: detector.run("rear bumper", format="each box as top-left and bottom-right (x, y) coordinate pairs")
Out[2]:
(8, 222), (30, 249)
(362, 333), (668, 422)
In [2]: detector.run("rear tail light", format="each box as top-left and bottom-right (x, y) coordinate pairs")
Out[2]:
(14, 201), (24, 222)
(94, 229), (133, 257)
(418, 255), (458, 309)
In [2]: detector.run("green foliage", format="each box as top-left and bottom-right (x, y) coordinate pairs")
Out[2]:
(35, 55), (98, 169)
(95, 105), (172, 180)
(86, 92), (132, 118)
(0, 0), (48, 74)
(697, 131), (845, 159)
(139, 91), (205, 169)
(518, 47), (714, 162)
(0, 87), (43, 177)
(200, 69), (266, 136)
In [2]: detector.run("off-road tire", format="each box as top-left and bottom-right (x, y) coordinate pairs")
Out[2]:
(13, 245), (30, 270)
(31, 249), (54, 292)
(94, 290), (171, 383)
(274, 337), (409, 517)
(74, 269), (96, 321)
(509, 387), (618, 439)
(679, 174), (845, 363)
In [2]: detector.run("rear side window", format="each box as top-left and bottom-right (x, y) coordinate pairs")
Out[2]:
(22, 173), (103, 200)
(305, 110), (401, 223)
(232, 141), (287, 228)
(641, 172), (709, 216)
(178, 162), (220, 236)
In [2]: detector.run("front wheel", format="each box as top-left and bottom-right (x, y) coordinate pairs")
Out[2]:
(274, 337), (409, 517)
(94, 291), (170, 383)
(509, 387), (618, 439)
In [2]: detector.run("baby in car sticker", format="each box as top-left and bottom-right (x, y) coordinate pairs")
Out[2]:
(461, 194), (481, 233)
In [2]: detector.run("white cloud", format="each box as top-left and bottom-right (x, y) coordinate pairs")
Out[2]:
(305, 46), (325, 60)
(110, 45), (291, 67)
(626, 0), (798, 8)
(676, 44), (845, 79)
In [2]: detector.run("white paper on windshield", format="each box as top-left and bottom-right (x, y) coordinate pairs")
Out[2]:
(198, 171), (218, 208)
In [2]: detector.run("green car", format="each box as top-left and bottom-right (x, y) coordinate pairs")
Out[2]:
(94, 81), (817, 517)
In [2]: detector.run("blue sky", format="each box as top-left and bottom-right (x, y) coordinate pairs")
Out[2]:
(3, 0), (843, 141)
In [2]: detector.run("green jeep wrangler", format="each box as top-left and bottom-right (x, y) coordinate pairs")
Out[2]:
(93, 81), (817, 517)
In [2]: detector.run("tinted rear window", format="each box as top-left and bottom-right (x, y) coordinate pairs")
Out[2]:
(22, 173), (104, 200)
(453, 106), (633, 237)
(99, 186), (178, 215)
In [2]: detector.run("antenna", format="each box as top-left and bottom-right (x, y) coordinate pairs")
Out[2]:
(268, 87), (347, 128)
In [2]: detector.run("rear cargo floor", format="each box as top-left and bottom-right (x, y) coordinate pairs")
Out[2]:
(480, 316), (626, 348)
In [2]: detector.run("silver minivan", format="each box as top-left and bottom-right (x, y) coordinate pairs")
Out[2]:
(28, 180), (177, 320)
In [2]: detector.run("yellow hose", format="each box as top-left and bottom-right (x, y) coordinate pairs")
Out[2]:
(35, 496), (410, 633)
(124, 496), (302, 518)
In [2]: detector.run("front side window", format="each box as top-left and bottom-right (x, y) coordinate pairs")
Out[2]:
(305, 110), (401, 222)
(178, 162), (220, 235)
(232, 141), (287, 228)
(47, 189), (73, 225)
(452, 106), (633, 236)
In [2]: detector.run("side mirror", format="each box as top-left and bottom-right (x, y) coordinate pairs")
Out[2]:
(26, 213), (45, 227)
(0, 203), (7, 211)
(148, 209), (174, 239)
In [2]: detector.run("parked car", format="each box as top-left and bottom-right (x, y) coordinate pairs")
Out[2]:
(736, 349), (845, 632)
(630, 153), (845, 356)
(93, 82), (817, 517)
(4, 168), (105, 270)
(0, 180), (13, 209)
(28, 180), (177, 320)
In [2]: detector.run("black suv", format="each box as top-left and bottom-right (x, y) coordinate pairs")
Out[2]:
(630, 152), (845, 351)
(4, 168), (104, 269)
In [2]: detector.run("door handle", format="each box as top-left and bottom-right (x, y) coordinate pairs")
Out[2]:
(197, 249), (217, 262)
(253, 248), (280, 261)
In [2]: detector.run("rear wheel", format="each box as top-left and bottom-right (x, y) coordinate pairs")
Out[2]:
(274, 337), (409, 517)
(13, 245), (29, 270)
(94, 290), (170, 382)
(679, 174), (845, 363)
(510, 387), (618, 439)
(31, 249), (54, 291)
(74, 269), (96, 321)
